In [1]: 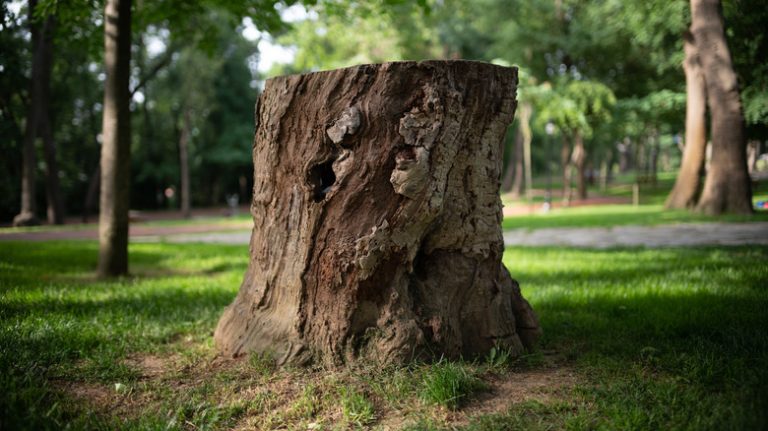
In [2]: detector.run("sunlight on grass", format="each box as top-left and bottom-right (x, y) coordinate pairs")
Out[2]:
(503, 203), (768, 230)
(1, 241), (766, 429)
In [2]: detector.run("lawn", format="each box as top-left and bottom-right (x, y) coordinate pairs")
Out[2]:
(1, 242), (766, 430)
(502, 204), (768, 230)
(502, 173), (768, 230)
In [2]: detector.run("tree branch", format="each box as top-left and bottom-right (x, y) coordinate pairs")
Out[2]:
(129, 45), (176, 97)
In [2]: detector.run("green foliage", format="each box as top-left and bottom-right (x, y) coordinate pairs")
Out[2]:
(420, 359), (485, 410)
(248, 351), (277, 377)
(484, 345), (514, 371)
(338, 386), (376, 427)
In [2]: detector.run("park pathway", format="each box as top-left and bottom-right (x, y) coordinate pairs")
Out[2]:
(2, 222), (767, 248)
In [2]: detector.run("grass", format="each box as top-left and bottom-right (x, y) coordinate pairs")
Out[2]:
(502, 174), (768, 230)
(1, 241), (767, 429)
(419, 360), (484, 410)
(502, 203), (768, 230)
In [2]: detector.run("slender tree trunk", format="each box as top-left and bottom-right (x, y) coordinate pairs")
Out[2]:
(501, 126), (522, 195)
(571, 132), (587, 200)
(692, 0), (753, 215)
(746, 140), (759, 176)
(520, 103), (534, 201)
(666, 30), (708, 209)
(215, 61), (540, 366)
(13, 0), (44, 227)
(35, 13), (65, 225)
(618, 137), (632, 173)
(649, 130), (659, 187)
(82, 165), (100, 223)
(599, 159), (608, 192)
(98, 0), (132, 277)
(510, 128), (524, 196)
(179, 108), (192, 218)
(560, 136), (572, 204)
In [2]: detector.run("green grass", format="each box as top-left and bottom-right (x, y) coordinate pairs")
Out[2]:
(1, 241), (767, 429)
(339, 386), (376, 427)
(503, 203), (768, 230)
(503, 174), (768, 229)
(419, 360), (485, 410)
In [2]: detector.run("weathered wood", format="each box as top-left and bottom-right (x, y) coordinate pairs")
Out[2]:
(215, 60), (540, 366)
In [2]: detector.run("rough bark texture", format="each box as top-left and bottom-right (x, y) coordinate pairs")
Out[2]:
(691, 0), (753, 215)
(666, 30), (707, 210)
(215, 61), (540, 366)
(98, 0), (132, 277)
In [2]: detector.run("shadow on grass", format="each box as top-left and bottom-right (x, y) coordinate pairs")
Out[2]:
(497, 246), (768, 430)
(0, 241), (249, 430)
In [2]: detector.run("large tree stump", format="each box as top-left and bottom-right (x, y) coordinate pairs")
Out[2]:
(215, 60), (541, 366)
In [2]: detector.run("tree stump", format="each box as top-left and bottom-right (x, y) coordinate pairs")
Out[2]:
(214, 60), (541, 366)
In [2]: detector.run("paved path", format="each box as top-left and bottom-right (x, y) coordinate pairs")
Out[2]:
(502, 222), (768, 248)
(134, 222), (768, 248)
(3, 221), (767, 248)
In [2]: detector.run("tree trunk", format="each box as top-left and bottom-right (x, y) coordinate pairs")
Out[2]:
(572, 132), (587, 200)
(501, 125), (523, 196)
(37, 13), (65, 224)
(13, 0), (44, 227)
(214, 61), (541, 366)
(82, 165), (100, 223)
(520, 103), (533, 201)
(179, 108), (192, 218)
(510, 127), (525, 196)
(560, 137), (572, 204)
(666, 29), (708, 210)
(692, 0), (753, 215)
(617, 137), (632, 173)
(98, 0), (132, 277)
(746, 140), (759, 176)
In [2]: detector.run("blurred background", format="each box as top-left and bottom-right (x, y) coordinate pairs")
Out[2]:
(1, 0), (766, 225)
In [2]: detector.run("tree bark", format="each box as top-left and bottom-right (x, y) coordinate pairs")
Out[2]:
(746, 140), (758, 176)
(98, 0), (132, 277)
(501, 126), (523, 196)
(520, 103), (533, 201)
(572, 132), (587, 200)
(13, 0), (45, 227)
(179, 108), (192, 218)
(560, 137), (572, 204)
(666, 30), (708, 210)
(37, 13), (65, 225)
(82, 165), (100, 223)
(510, 127), (525, 196)
(214, 61), (541, 366)
(691, 0), (753, 215)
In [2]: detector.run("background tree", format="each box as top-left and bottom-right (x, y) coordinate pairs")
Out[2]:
(666, 30), (708, 209)
(691, 0), (752, 215)
(97, 0), (132, 277)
